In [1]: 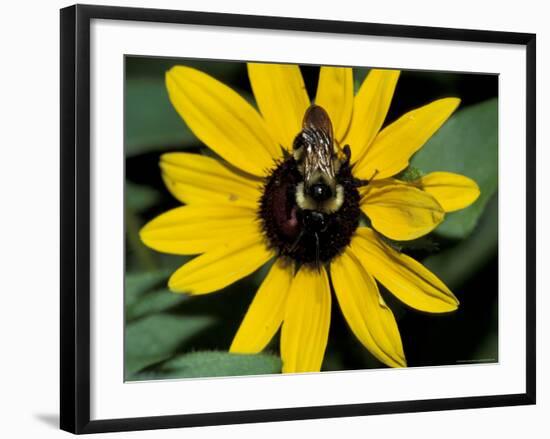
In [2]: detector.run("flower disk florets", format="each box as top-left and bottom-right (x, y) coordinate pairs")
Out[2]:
(259, 154), (361, 267)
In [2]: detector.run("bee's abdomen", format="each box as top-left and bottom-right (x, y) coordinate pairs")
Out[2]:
(259, 158), (302, 244)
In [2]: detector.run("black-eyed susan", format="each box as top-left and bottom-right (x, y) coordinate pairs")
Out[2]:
(140, 63), (480, 373)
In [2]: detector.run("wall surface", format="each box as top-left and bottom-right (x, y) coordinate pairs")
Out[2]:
(0, 0), (546, 437)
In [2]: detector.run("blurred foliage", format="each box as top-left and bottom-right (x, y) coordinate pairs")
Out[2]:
(124, 57), (499, 380)
(126, 181), (161, 211)
(125, 270), (173, 309)
(395, 166), (424, 182)
(424, 193), (498, 290)
(131, 352), (281, 381)
(127, 284), (187, 322)
(125, 78), (197, 155)
(125, 313), (216, 377)
(353, 67), (370, 93)
(411, 98), (498, 239)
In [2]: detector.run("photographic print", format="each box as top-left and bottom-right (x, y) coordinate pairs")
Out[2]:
(61, 6), (535, 432)
(124, 57), (498, 381)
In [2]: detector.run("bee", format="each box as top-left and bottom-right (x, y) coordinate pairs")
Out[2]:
(293, 105), (350, 222)
(288, 105), (364, 266)
(261, 105), (368, 267)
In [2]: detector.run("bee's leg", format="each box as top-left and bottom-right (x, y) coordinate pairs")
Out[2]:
(314, 232), (321, 270)
(353, 169), (379, 188)
(353, 178), (370, 188)
(292, 133), (304, 150)
(281, 145), (292, 159)
(289, 229), (305, 253)
(292, 131), (306, 161)
(342, 144), (352, 165)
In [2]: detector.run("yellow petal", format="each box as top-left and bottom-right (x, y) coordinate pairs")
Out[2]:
(166, 66), (280, 176)
(417, 172), (480, 212)
(353, 228), (459, 313)
(354, 98), (460, 180)
(281, 268), (331, 373)
(331, 248), (406, 367)
(361, 183), (445, 241)
(140, 205), (258, 255)
(160, 153), (262, 208)
(315, 67), (353, 142)
(342, 69), (400, 163)
(230, 260), (293, 353)
(247, 63), (310, 149)
(168, 231), (272, 294)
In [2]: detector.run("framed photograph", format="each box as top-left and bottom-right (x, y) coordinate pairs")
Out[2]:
(60, 4), (536, 434)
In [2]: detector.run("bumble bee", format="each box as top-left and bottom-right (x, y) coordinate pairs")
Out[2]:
(261, 105), (368, 267)
(285, 105), (368, 265)
(292, 105), (356, 229)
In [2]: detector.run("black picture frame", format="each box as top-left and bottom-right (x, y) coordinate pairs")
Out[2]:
(60, 4), (536, 434)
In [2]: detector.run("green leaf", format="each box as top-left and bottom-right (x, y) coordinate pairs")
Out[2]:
(125, 270), (172, 308)
(472, 304), (498, 363)
(422, 193), (498, 289)
(126, 182), (161, 212)
(395, 165), (424, 182)
(353, 68), (370, 93)
(125, 78), (197, 155)
(133, 351), (281, 380)
(411, 98), (498, 239)
(126, 288), (187, 322)
(125, 313), (215, 377)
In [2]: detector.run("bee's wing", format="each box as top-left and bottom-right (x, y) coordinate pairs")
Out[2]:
(304, 105), (349, 163)
(301, 105), (336, 184)
(303, 105), (334, 143)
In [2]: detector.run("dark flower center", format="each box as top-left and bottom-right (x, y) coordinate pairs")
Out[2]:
(259, 154), (361, 267)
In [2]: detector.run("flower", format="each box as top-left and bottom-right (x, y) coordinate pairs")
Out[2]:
(140, 63), (480, 373)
